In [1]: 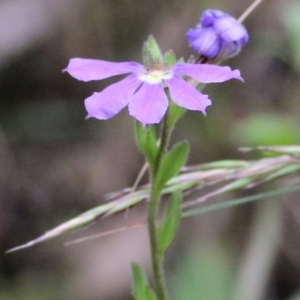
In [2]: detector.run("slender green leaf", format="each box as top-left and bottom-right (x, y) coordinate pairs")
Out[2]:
(182, 184), (300, 218)
(217, 177), (255, 193)
(163, 180), (197, 194)
(135, 122), (157, 168)
(104, 190), (149, 216)
(131, 263), (157, 300)
(147, 35), (163, 63)
(239, 146), (300, 155)
(186, 177), (256, 206)
(6, 201), (115, 253)
(166, 88), (186, 127)
(143, 35), (163, 67)
(155, 142), (189, 191)
(7, 152), (300, 253)
(190, 160), (248, 170)
(158, 191), (182, 254)
(259, 164), (300, 182)
(163, 50), (177, 67)
(132, 263), (147, 300)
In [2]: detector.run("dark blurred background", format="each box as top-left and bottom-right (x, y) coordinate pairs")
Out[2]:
(1, 0), (300, 299)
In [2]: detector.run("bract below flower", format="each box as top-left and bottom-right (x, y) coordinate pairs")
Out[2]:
(64, 58), (242, 125)
(186, 9), (249, 61)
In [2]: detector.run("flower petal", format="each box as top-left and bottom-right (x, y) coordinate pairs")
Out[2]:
(215, 17), (249, 44)
(218, 41), (243, 59)
(201, 9), (225, 27)
(186, 27), (221, 58)
(172, 63), (243, 83)
(165, 75), (211, 114)
(128, 83), (169, 125)
(85, 74), (142, 120)
(64, 58), (145, 82)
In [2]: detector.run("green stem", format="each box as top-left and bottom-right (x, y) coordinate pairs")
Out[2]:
(148, 112), (172, 300)
(156, 112), (171, 169)
(148, 181), (167, 300)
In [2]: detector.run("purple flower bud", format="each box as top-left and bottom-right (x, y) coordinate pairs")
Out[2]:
(186, 27), (221, 59)
(187, 9), (249, 61)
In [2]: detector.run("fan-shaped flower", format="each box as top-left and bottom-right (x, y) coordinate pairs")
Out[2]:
(64, 58), (242, 125)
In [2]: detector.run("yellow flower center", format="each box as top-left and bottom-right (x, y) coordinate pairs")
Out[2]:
(139, 68), (172, 84)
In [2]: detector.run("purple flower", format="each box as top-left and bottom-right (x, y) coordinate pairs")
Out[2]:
(64, 58), (242, 125)
(187, 9), (249, 61)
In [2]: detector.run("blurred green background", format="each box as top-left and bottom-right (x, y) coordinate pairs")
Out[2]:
(1, 0), (300, 299)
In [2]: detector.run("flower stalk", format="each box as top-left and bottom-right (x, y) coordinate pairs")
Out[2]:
(147, 111), (172, 300)
(148, 179), (167, 300)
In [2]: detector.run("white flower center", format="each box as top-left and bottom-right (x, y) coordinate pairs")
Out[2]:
(139, 69), (173, 84)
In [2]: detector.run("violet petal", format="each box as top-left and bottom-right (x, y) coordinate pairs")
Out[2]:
(172, 63), (243, 83)
(186, 27), (221, 58)
(201, 9), (226, 27)
(165, 75), (211, 114)
(85, 74), (141, 120)
(215, 17), (249, 43)
(128, 83), (169, 125)
(64, 58), (144, 82)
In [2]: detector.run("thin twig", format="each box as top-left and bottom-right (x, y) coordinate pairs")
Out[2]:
(238, 0), (262, 23)
(130, 162), (149, 193)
